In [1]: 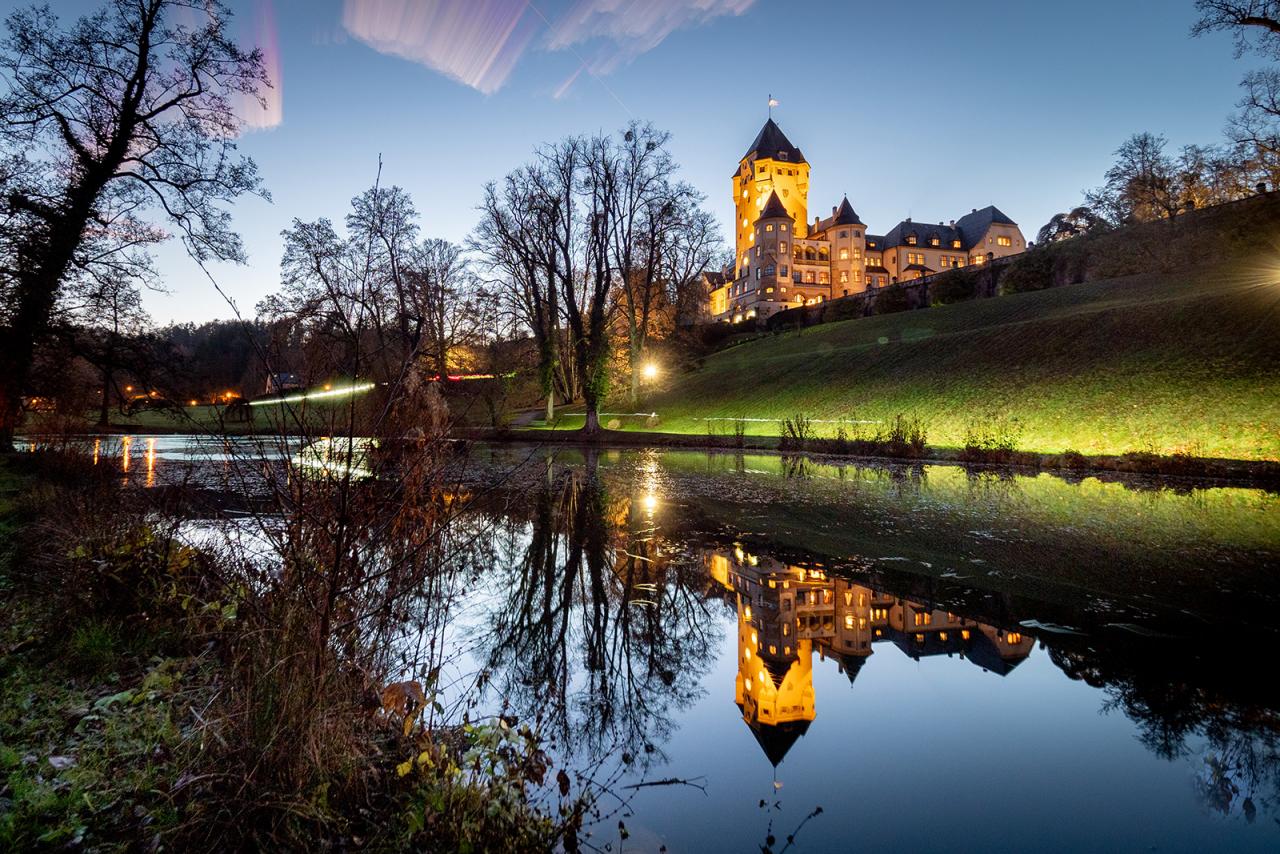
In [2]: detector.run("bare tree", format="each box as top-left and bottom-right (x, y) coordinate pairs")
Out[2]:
(0, 0), (269, 450)
(473, 166), (566, 423)
(1086, 133), (1180, 225)
(407, 237), (475, 383)
(71, 272), (151, 426)
(1194, 2), (1280, 178)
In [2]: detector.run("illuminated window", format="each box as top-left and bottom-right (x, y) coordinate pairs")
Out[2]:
(780, 242), (788, 254)
(907, 233), (917, 245)
(952, 239), (962, 248)
(844, 614), (855, 629)
(780, 223), (788, 232)
(819, 272), (829, 284)
(844, 591), (853, 606)
(783, 622), (790, 636)
(1006, 632), (1023, 645)
(840, 248), (849, 260)
(765, 286), (774, 294)
(961, 629), (971, 640)
(766, 223), (774, 232)
(780, 286), (787, 293)
(769, 644), (777, 654)
(865, 274), (872, 285)
(997, 235), (1013, 246)
(840, 271), (848, 283)
(930, 236), (940, 246)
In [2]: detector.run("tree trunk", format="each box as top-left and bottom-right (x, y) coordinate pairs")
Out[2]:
(628, 340), (640, 406)
(582, 406), (600, 435)
(97, 367), (112, 428)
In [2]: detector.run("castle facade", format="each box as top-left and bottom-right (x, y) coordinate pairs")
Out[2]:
(707, 118), (1028, 323)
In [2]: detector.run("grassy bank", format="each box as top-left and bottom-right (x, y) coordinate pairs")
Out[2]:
(563, 260), (1279, 460)
(0, 453), (580, 850)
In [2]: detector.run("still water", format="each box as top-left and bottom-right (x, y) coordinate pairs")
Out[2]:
(447, 446), (1280, 853)
(38, 436), (1280, 852)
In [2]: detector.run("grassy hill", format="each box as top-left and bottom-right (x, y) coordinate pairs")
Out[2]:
(586, 259), (1280, 460)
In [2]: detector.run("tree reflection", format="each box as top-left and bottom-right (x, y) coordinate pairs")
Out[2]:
(474, 455), (720, 769)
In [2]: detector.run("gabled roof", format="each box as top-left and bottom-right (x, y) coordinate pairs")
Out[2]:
(735, 118), (806, 176)
(758, 190), (790, 221)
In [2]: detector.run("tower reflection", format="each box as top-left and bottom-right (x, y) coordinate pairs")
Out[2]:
(710, 547), (1034, 765)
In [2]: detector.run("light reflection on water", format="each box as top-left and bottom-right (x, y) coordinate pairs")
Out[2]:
(20, 437), (1279, 850)
(444, 447), (1280, 853)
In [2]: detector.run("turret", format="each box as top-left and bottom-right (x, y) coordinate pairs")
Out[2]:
(733, 118), (810, 277)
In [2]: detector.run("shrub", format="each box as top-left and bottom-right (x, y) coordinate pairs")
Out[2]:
(930, 268), (978, 305)
(960, 416), (1023, 463)
(780, 414), (814, 451)
(873, 286), (912, 315)
(879, 414), (928, 457)
(1000, 248), (1055, 294)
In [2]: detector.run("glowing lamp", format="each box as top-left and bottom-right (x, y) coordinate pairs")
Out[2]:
(641, 362), (659, 381)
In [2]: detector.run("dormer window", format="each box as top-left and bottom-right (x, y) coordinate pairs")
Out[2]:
(930, 236), (940, 246)
(778, 151), (789, 161)
(906, 233), (917, 245)
(952, 239), (962, 248)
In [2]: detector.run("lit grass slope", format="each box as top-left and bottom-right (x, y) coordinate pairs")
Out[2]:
(637, 264), (1280, 460)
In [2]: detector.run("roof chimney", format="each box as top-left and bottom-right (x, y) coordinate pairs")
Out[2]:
(971, 208), (977, 214)
(949, 220), (955, 227)
(832, 206), (838, 216)
(905, 216), (912, 223)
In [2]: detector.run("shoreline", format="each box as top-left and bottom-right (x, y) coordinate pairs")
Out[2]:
(459, 426), (1280, 491)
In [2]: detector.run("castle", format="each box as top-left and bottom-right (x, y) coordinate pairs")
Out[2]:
(707, 118), (1028, 323)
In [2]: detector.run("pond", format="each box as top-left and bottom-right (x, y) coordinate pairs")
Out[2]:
(444, 445), (1280, 853)
(30, 435), (1280, 851)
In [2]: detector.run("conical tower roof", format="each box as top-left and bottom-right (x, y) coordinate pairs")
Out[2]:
(758, 190), (790, 221)
(834, 196), (864, 226)
(742, 118), (806, 164)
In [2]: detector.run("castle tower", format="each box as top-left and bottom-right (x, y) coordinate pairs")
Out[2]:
(733, 118), (809, 278)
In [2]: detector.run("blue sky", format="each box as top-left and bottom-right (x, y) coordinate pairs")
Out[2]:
(9, 0), (1249, 323)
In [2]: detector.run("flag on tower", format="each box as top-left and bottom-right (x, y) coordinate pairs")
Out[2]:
(768, 96), (779, 108)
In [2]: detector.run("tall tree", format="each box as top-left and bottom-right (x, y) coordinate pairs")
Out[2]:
(473, 166), (566, 423)
(0, 0), (268, 450)
(1086, 132), (1179, 225)
(71, 272), (151, 426)
(407, 237), (475, 383)
(1194, 2), (1280, 177)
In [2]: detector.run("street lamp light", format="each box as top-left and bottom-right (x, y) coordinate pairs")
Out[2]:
(641, 362), (659, 381)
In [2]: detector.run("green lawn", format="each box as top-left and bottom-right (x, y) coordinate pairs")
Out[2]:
(594, 264), (1280, 460)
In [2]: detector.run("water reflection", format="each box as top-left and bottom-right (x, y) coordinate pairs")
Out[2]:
(473, 460), (717, 768)
(714, 548), (1033, 766)
(461, 451), (1280, 848)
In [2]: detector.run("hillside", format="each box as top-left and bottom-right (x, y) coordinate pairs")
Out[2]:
(602, 258), (1280, 460)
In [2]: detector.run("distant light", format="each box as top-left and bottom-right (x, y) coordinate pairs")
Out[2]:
(250, 381), (377, 407)
(641, 362), (659, 381)
(189, 400), (197, 407)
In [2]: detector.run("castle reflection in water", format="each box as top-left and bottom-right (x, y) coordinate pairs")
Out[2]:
(707, 547), (1034, 766)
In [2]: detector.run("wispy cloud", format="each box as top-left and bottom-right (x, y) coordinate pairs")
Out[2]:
(341, 0), (540, 95)
(547, 0), (754, 75)
(341, 0), (755, 95)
